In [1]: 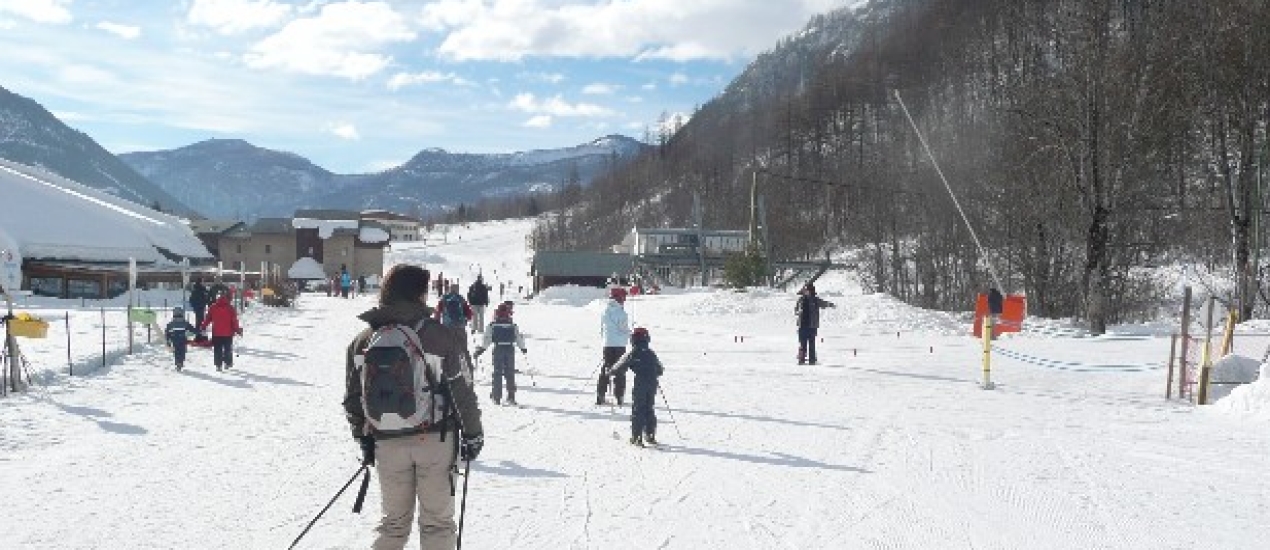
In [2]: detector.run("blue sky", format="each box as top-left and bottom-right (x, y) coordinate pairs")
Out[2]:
(0, 0), (860, 173)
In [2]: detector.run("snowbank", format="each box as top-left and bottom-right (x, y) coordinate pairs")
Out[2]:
(1211, 363), (1270, 420)
(287, 257), (326, 280)
(534, 284), (607, 307)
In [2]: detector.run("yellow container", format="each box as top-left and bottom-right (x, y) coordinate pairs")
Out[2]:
(10, 318), (49, 339)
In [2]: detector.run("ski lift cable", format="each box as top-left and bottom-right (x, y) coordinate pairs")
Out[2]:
(893, 89), (1004, 292)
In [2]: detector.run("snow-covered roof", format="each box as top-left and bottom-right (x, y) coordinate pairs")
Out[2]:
(359, 226), (390, 243)
(287, 256), (327, 279)
(0, 159), (213, 267)
(291, 217), (359, 239)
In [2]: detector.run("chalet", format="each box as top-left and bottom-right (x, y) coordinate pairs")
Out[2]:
(361, 209), (422, 242)
(529, 251), (635, 294)
(0, 159), (213, 299)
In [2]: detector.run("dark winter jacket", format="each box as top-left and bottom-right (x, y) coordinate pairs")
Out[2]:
(467, 280), (491, 306)
(434, 293), (473, 326)
(189, 283), (208, 307)
(165, 318), (198, 344)
(795, 293), (835, 329)
(200, 296), (240, 337)
(344, 301), (483, 440)
(610, 344), (663, 390)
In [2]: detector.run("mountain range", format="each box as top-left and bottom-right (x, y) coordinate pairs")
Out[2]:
(0, 84), (646, 221)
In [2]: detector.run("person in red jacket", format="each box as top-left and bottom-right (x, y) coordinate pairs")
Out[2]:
(200, 294), (242, 371)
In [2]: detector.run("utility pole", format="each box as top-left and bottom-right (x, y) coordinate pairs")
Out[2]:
(693, 192), (707, 286)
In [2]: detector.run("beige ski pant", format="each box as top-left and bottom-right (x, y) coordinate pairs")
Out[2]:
(372, 435), (458, 550)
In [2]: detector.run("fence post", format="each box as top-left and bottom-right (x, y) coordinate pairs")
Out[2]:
(980, 315), (995, 390)
(1198, 296), (1216, 405)
(1165, 333), (1179, 399)
(100, 307), (106, 370)
(66, 312), (72, 376)
(1178, 287), (1192, 399)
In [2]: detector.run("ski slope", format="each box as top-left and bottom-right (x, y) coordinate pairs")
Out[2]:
(2, 218), (1269, 550)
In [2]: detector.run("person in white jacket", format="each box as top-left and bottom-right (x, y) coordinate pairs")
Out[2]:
(597, 287), (632, 405)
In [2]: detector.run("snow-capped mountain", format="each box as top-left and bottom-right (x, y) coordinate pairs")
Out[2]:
(0, 85), (195, 216)
(122, 135), (647, 221)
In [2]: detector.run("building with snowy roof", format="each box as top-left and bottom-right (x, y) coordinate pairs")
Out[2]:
(0, 159), (213, 298)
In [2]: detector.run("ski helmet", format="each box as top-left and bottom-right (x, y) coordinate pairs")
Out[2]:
(631, 327), (650, 346)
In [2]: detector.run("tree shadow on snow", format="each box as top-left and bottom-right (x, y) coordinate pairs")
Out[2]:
(53, 401), (148, 436)
(657, 444), (869, 473)
(837, 365), (971, 385)
(472, 460), (568, 479)
(674, 407), (852, 433)
(234, 348), (302, 361)
(516, 403), (617, 422)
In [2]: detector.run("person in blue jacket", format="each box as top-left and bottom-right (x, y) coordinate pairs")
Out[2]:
(164, 307), (199, 371)
(609, 327), (663, 446)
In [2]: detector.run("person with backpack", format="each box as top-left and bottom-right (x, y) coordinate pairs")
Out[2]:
(795, 283), (835, 365)
(344, 264), (484, 549)
(597, 287), (631, 406)
(435, 283), (473, 331)
(164, 306), (198, 371)
(199, 293), (242, 371)
(189, 278), (209, 329)
(473, 303), (527, 405)
(608, 327), (664, 447)
(340, 269), (353, 299)
(466, 275), (492, 334)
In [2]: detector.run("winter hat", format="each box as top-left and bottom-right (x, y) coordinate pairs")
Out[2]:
(803, 283), (816, 295)
(495, 303), (512, 318)
(610, 287), (627, 303)
(631, 327), (650, 346)
(172, 306), (185, 318)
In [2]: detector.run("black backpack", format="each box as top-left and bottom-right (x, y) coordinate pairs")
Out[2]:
(441, 295), (466, 326)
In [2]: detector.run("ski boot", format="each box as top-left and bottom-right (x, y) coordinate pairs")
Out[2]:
(629, 435), (644, 447)
(644, 434), (658, 445)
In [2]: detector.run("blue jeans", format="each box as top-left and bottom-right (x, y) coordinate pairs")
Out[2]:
(798, 327), (818, 363)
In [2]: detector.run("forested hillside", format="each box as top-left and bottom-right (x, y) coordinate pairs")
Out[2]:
(532, 0), (1270, 334)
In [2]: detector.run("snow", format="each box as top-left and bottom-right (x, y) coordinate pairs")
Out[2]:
(3, 218), (1270, 549)
(287, 256), (326, 280)
(0, 159), (212, 264)
(292, 217), (358, 239)
(359, 226), (390, 244)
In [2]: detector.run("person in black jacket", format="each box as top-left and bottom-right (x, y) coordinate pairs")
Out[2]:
(467, 275), (491, 334)
(795, 283), (835, 365)
(609, 327), (663, 447)
(189, 278), (208, 329)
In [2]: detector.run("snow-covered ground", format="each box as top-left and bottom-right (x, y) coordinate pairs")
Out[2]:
(3, 218), (1269, 550)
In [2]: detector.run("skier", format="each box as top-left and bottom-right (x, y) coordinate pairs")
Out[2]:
(473, 303), (527, 405)
(435, 283), (473, 332)
(597, 286), (631, 405)
(467, 275), (491, 334)
(164, 306), (198, 371)
(608, 327), (663, 446)
(188, 278), (209, 329)
(200, 293), (242, 371)
(795, 283), (835, 365)
(344, 264), (484, 549)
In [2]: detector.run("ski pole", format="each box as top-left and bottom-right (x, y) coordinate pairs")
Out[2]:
(456, 458), (471, 550)
(288, 464), (367, 550)
(523, 353), (536, 386)
(657, 385), (684, 439)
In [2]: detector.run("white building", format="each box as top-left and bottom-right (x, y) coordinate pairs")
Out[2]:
(617, 227), (749, 257)
(361, 210), (423, 242)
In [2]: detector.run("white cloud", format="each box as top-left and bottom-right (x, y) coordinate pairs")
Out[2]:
(418, 0), (858, 62)
(668, 72), (690, 86)
(519, 72), (565, 84)
(0, 0), (72, 24)
(582, 83), (619, 95)
(244, 1), (415, 80)
(523, 115), (552, 128)
(96, 21), (141, 40)
(325, 122), (361, 140)
(509, 93), (615, 118)
(187, 0), (293, 35)
(387, 71), (473, 91)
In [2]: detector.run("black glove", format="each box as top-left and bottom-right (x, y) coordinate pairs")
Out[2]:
(460, 433), (484, 461)
(358, 435), (375, 466)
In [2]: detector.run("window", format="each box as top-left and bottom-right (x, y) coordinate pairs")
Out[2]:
(236, 243), (242, 254)
(265, 244), (272, 254)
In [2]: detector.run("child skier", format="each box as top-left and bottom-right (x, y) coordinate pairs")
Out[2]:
(473, 303), (527, 405)
(608, 327), (663, 447)
(164, 307), (198, 371)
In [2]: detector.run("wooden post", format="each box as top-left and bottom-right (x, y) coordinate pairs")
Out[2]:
(1165, 333), (1178, 399)
(980, 315), (995, 390)
(1219, 310), (1238, 357)
(66, 312), (72, 376)
(1178, 287), (1192, 399)
(1198, 296), (1216, 405)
